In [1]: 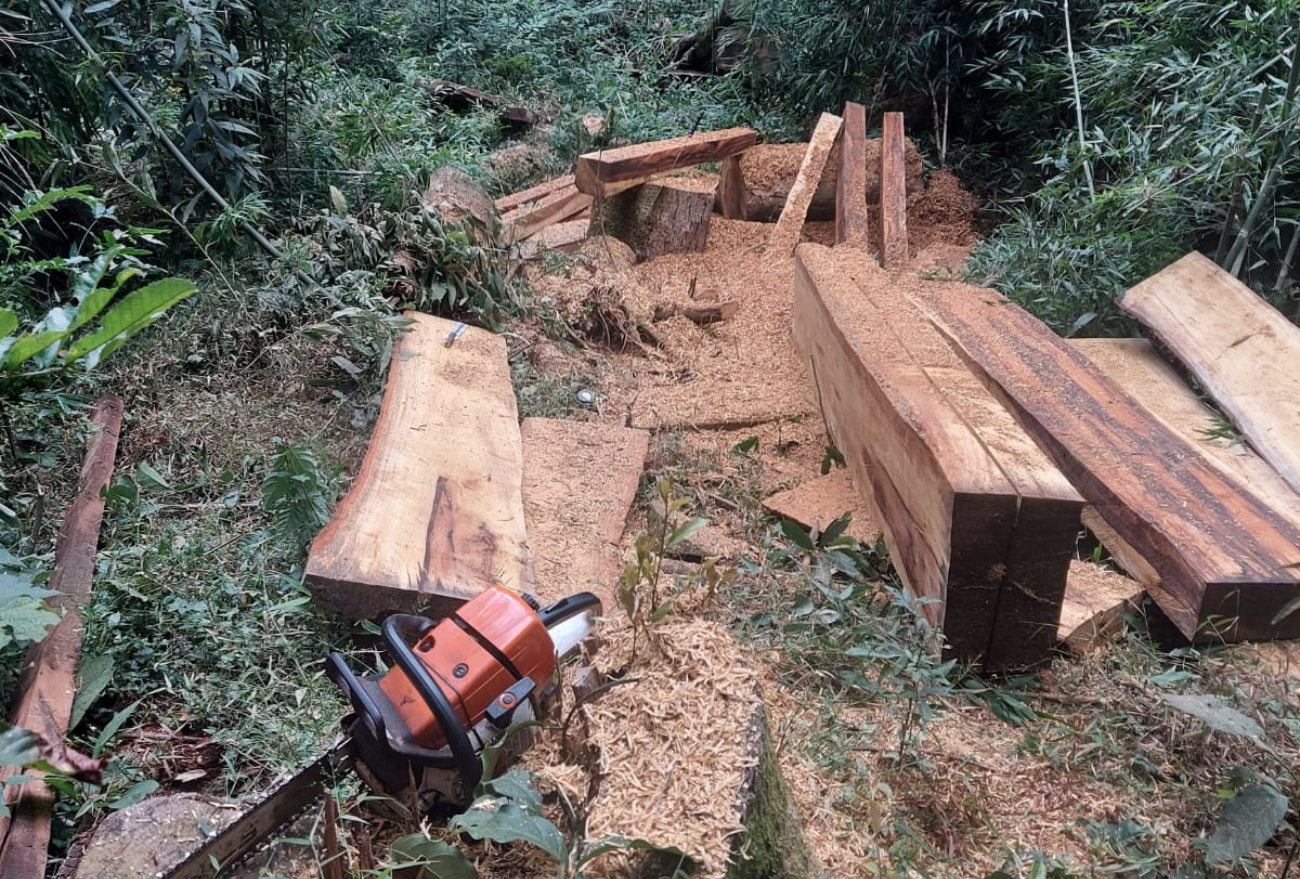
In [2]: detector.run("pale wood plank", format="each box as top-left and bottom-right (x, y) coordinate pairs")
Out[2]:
(834, 102), (870, 248)
(1121, 251), (1300, 494)
(575, 128), (757, 197)
(305, 314), (534, 618)
(762, 470), (880, 545)
(500, 183), (593, 243)
(717, 155), (748, 220)
(495, 175), (575, 214)
(879, 112), (909, 268)
(768, 113), (842, 256)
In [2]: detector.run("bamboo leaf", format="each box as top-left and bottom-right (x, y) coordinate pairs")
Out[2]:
(65, 278), (196, 367)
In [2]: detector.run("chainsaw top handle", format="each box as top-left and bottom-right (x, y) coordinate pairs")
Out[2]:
(382, 614), (483, 793)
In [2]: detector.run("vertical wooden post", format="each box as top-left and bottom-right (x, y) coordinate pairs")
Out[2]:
(879, 111), (909, 268)
(0, 395), (123, 876)
(835, 102), (870, 247)
(717, 155), (748, 220)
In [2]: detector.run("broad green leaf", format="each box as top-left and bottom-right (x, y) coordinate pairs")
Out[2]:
(0, 309), (16, 338)
(1160, 693), (1263, 740)
(480, 767), (542, 809)
(70, 653), (114, 732)
(576, 834), (691, 872)
(0, 725), (40, 767)
(65, 278), (197, 365)
(5, 329), (70, 369)
(1207, 783), (1288, 863)
(70, 250), (116, 306)
(136, 461), (171, 491)
(0, 568), (57, 604)
(779, 519), (816, 552)
(1, 599), (60, 646)
(93, 700), (140, 758)
(71, 268), (139, 332)
(731, 436), (758, 456)
(820, 512), (853, 546)
(109, 779), (158, 810)
(650, 600), (675, 623)
(666, 517), (708, 549)
(450, 797), (566, 862)
(388, 835), (478, 879)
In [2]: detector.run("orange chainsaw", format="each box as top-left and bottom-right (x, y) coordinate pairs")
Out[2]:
(158, 586), (601, 879)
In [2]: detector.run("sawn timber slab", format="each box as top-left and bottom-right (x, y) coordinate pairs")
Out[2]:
(911, 284), (1300, 641)
(767, 112), (841, 256)
(1121, 251), (1300, 495)
(574, 127), (756, 197)
(305, 314), (534, 619)
(792, 244), (1081, 667)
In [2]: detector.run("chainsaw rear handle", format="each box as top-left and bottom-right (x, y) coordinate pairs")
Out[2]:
(536, 591), (602, 629)
(382, 614), (483, 793)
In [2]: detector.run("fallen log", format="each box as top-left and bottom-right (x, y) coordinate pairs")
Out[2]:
(768, 112), (842, 256)
(1121, 251), (1300, 495)
(0, 395), (123, 876)
(792, 244), (1081, 668)
(304, 314), (535, 618)
(575, 127), (756, 198)
(652, 300), (738, 325)
(911, 282), (1300, 641)
(835, 102), (870, 248)
(879, 112), (909, 268)
(589, 180), (715, 260)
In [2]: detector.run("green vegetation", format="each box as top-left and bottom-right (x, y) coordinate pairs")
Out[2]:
(2, 0), (1299, 875)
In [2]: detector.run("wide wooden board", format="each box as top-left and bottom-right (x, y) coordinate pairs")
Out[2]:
(912, 283), (1300, 641)
(500, 183), (593, 243)
(768, 113), (842, 256)
(762, 470), (880, 545)
(834, 102), (870, 248)
(1121, 251), (1300, 494)
(495, 175), (575, 214)
(305, 314), (534, 619)
(520, 418), (648, 612)
(1058, 560), (1142, 653)
(793, 244), (1081, 667)
(879, 112), (909, 268)
(575, 128), (756, 197)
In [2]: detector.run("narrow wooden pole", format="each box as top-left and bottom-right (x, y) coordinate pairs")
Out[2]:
(835, 102), (870, 247)
(0, 395), (124, 876)
(879, 111), (910, 268)
(717, 155), (748, 220)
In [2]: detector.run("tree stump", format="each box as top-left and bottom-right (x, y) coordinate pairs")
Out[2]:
(588, 181), (716, 261)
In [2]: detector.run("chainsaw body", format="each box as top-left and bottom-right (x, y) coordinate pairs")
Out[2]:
(327, 586), (599, 812)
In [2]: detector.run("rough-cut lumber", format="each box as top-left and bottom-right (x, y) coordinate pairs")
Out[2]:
(518, 218), (589, 261)
(500, 183), (593, 243)
(716, 155), (748, 220)
(1121, 251), (1300, 495)
(305, 314), (534, 619)
(1071, 338), (1300, 530)
(768, 113), (842, 256)
(0, 396), (122, 877)
(520, 419), (648, 612)
(588, 181), (715, 261)
(574, 127), (756, 197)
(495, 175), (575, 214)
(792, 244), (1082, 667)
(762, 470), (880, 545)
(911, 283), (1300, 641)
(835, 102), (870, 247)
(1058, 560), (1142, 653)
(652, 300), (738, 325)
(879, 112), (909, 268)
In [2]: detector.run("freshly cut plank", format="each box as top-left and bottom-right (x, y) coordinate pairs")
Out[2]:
(912, 283), (1300, 641)
(716, 155), (748, 220)
(500, 183), (593, 243)
(879, 112), (909, 268)
(495, 175), (575, 214)
(768, 113), (842, 256)
(1, 396), (122, 877)
(1071, 338), (1300, 530)
(589, 181), (715, 260)
(1121, 251), (1300, 495)
(834, 102), (870, 247)
(575, 127), (756, 197)
(520, 418), (648, 611)
(518, 218), (589, 260)
(1058, 560), (1142, 653)
(792, 244), (1082, 667)
(762, 470), (880, 545)
(305, 314), (534, 619)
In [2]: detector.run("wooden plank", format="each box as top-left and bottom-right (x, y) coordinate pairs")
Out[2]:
(792, 244), (1081, 667)
(574, 127), (757, 197)
(1121, 251), (1300, 495)
(518, 218), (590, 260)
(305, 314), (534, 619)
(1058, 560), (1142, 653)
(500, 183), (593, 243)
(767, 113), (842, 256)
(0, 395), (122, 876)
(834, 102), (870, 247)
(879, 111), (909, 268)
(588, 181), (715, 261)
(716, 155), (748, 220)
(520, 418), (648, 612)
(762, 470), (880, 545)
(1071, 338), (1300, 530)
(911, 282), (1300, 641)
(495, 175), (575, 214)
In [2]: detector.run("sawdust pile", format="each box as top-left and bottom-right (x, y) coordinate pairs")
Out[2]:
(908, 170), (981, 251)
(535, 616), (762, 879)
